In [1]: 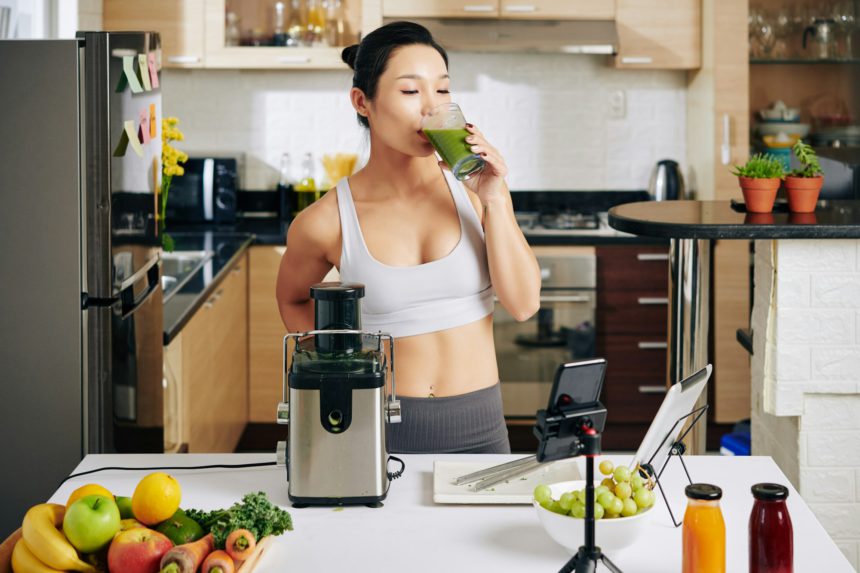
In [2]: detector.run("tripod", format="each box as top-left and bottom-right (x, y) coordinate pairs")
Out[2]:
(558, 427), (621, 573)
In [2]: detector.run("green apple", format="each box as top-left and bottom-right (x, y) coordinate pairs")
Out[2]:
(115, 495), (135, 519)
(63, 494), (121, 553)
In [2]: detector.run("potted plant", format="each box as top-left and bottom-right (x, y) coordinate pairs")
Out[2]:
(732, 153), (785, 213)
(785, 140), (824, 213)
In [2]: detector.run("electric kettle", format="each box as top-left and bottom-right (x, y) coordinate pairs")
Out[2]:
(648, 159), (685, 201)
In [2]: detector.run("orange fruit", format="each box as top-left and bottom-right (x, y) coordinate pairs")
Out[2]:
(66, 483), (113, 508)
(131, 472), (182, 525)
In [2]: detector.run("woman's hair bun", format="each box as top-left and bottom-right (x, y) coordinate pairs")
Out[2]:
(341, 44), (359, 69)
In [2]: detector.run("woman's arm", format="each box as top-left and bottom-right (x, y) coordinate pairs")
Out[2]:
(458, 124), (540, 321)
(275, 195), (340, 332)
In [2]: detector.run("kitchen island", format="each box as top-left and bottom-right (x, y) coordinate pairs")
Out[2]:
(48, 453), (853, 572)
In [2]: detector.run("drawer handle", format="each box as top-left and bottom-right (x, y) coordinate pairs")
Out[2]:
(504, 4), (537, 12)
(539, 294), (591, 303)
(621, 56), (654, 64)
(167, 55), (202, 64)
(232, 265), (242, 274)
(463, 4), (495, 12)
(204, 288), (225, 309)
(638, 297), (668, 305)
(637, 341), (668, 350)
(637, 253), (669, 261)
(277, 55), (311, 64)
(638, 385), (667, 394)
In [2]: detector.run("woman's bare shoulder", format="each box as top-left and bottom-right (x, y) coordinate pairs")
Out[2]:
(286, 187), (341, 257)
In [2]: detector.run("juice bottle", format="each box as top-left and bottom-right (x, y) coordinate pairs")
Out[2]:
(294, 152), (318, 213)
(682, 483), (726, 573)
(749, 483), (793, 573)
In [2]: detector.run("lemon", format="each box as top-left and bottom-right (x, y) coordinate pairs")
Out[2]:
(66, 483), (113, 508)
(131, 472), (182, 525)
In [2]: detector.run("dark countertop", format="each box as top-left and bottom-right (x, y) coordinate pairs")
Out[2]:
(162, 231), (255, 345)
(608, 200), (860, 239)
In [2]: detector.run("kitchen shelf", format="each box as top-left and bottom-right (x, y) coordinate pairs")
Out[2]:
(750, 58), (860, 65)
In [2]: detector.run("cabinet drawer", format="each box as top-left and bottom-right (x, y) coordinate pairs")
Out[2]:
(597, 246), (668, 292)
(383, 0), (499, 18)
(599, 334), (667, 380)
(597, 290), (668, 335)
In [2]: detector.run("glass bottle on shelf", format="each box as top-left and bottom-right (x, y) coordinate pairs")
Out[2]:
(324, 0), (344, 47)
(273, 2), (288, 47)
(306, 0), (326, 46)
(287, 0), (305, 47)
(225, 12), (241, 47)
(295, 152), (318, 213)
(277, 153), (296, 220)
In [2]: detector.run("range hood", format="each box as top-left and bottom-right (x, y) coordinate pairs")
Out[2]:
(389, 18), (618, 55)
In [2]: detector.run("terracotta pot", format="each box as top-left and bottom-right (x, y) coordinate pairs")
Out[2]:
(784, 176), (824, 213)
(738, 177), (781, 213)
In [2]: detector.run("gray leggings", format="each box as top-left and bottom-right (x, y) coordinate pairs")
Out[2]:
(387, 383), (511, 454)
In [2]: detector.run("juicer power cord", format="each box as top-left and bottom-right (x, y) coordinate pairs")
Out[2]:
(57, 461), (278, 489)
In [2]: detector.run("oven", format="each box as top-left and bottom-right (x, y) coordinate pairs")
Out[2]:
(494, 246), (597, 418)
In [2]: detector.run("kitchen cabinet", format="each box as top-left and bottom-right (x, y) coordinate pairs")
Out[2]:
(164, 253), (248, 452)
(596, 245), (669, 449)
(613, 0), (701, 69)
(104, 0), (206, 68)
(382, 0), (614, 19)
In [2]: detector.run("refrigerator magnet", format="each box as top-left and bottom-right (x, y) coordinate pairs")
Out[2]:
(138, 54), (151, 91)
(122, 55), (143, 94)
(148, 52), (160, 89)
(149, 104), (157, 139)
(139, 108), (151, 144)
(125, 120), (144, 157)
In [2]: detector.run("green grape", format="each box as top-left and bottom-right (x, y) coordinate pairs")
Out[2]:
(634, 488), (655, 509)
(600, 477), (616, 492)
(630, 474), (644, 491)
(559, 492), (575, 511)
(621, 498), (638, 517)
(595, 485), (610, 498)
(597, 491), (616, 509)
(607, 497), (624, 516)
(613, 466), (631, 483)
(534, 484), (552, 505)
(540, 499), (555, 511)
(599, 459), (614, 476)
(615, 482), (632, 500)
(571, 502), (586, 518)
(594, 503), (605, 520)
(573, 490), (586, 504)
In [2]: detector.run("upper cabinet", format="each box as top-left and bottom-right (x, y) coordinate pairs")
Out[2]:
(104, 0), (206, 68)
(382, 0), (614, 19)
(613, 0), (701, 69)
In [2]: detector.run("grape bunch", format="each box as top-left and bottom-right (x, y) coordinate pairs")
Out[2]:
(534, 459), (656, 520)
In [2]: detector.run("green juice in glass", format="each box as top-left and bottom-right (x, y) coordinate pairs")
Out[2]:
(423, 128), (485, 180)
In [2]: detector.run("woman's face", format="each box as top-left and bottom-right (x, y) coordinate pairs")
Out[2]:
(355, 44), (451, 158)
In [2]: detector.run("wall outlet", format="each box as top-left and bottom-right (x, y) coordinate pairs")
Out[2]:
(608, 90), (626, 119)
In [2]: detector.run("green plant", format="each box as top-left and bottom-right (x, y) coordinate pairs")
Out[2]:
(731, 153), (785, 179)
(789, 139), (823, 178)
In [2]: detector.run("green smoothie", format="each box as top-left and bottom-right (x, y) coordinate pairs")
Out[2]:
(423, 128), (485, 180)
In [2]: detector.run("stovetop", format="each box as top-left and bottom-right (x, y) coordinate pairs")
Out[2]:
(516, 211), (622, 236)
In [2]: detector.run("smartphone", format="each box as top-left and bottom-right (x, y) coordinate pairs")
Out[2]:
(547, 358), (606, 414)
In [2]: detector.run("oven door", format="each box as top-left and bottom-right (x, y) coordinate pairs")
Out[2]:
(495, 289), (596, 418)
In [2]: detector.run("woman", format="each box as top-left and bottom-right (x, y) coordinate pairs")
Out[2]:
(275, 21), (541, 454)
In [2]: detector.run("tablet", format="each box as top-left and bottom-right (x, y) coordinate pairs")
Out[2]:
(630, 364), (712, 475)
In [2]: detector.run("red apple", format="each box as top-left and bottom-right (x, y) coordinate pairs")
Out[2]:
(108, 527), (173, 573)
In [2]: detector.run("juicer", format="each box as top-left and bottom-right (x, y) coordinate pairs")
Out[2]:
(276, 282), (402, 507)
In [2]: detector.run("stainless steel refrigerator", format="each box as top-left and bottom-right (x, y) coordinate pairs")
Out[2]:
(0, 32), (164, 535)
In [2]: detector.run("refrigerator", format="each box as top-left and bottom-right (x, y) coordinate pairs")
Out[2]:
(0, 32), (164, 535)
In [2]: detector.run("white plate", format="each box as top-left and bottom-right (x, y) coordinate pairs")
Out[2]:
(433, 458), (582, 504)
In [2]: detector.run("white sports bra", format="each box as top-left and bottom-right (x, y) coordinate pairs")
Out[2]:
(335, 170), (494, 338)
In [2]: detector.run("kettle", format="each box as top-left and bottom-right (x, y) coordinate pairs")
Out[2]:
(648, 159), (685, 201)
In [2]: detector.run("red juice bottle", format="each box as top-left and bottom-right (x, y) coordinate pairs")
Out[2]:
(749, 483), (793, 573)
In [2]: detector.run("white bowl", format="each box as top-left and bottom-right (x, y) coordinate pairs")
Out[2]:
(533, 480), (655, 554)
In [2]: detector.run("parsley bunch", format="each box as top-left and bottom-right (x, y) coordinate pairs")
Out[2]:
(185, 492), (293, 548)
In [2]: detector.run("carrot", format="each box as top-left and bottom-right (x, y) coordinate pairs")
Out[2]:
(224, 529), (256, 562)
(201, 549), (236, 573)
(160, 533), (215, 573)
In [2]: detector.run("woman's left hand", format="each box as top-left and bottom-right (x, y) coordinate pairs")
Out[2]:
(441, 123), (509, 206)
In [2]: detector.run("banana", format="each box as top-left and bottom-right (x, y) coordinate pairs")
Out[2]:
(20, 504), (96, 573)
(10, 539), (63, 573)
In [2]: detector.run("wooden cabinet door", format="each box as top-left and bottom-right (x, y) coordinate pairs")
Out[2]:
(104, 0), (206, 68)
(249, 246), (287, 423)
(383, 0), (499, 18)
(500, 0), (614, 20)
(613, 0), (701, 69)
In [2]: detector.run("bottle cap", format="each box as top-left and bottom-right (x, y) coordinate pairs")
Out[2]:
(685, 483), (722, 501)
(751, 483), (788, 501)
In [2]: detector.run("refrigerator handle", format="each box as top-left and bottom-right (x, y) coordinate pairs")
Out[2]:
(119, 257), (160, 319)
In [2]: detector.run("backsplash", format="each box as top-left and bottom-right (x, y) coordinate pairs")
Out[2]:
(163, 53), (687, 191)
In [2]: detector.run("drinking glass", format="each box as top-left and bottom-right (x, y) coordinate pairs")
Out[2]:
(421, 103), (485, 181)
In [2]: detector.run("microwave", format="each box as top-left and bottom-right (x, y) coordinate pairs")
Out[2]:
(165, 156), (238, 223)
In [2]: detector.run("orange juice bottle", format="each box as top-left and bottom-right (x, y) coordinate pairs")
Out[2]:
(682, 483), (726, 573)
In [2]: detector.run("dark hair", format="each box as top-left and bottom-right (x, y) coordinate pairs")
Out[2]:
(342, 21), (449, 128)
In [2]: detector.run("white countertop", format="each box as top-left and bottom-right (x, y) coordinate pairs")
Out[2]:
(49, 453), (854, 572)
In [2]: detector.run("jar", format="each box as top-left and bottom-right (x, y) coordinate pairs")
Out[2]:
(749, 483), (793, 573)
(682, 483), (726, 573)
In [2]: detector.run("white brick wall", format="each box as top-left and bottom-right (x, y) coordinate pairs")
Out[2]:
(751, 239), (860, 570)
(162, 53), (686, 190)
